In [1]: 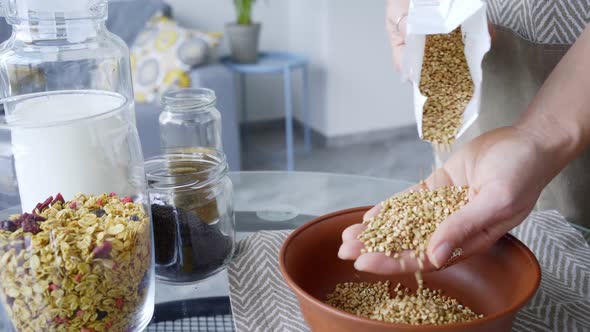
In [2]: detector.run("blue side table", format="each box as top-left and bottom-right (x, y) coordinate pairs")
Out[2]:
(221, 52), (311, 171)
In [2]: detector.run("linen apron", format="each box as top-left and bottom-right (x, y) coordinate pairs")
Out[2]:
(437, 0), (590, 228)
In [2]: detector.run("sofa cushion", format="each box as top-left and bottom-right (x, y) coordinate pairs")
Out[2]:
(107, 0), (165, 45)
(131, 13), (222, 103)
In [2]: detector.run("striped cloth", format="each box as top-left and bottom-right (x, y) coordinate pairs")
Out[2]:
(486, 0), (590, 44)
(228, 211), (590, 332)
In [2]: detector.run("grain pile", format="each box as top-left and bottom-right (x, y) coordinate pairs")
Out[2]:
(419, 28), (474, 145)
(326, 281), (483, 325)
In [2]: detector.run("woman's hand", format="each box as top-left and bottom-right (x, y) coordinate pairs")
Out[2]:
(386, 0), (410, 71)
(362, 0), (590, 276)
(338, 126), (557, 275)
(386, 0), (496, 72)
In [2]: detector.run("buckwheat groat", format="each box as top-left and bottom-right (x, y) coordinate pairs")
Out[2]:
(358, 186), (469, 260)
(419, 28), (474, 145)
(327, 281), (483, 325)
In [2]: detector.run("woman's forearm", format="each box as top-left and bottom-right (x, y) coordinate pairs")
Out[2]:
(515, 25), (590, 178)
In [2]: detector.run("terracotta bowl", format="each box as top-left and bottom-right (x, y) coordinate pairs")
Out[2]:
(279, 207), (541, 332)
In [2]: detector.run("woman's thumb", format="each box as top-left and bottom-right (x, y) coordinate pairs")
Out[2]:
(426, 185), (514, 268)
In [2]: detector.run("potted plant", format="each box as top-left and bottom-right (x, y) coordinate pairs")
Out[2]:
(226, 0), (261, 63)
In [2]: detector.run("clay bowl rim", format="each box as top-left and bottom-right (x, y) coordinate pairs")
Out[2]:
(279, 206), (542, 330)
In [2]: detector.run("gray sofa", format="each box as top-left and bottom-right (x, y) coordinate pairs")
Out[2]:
(0, 0), (241, 170)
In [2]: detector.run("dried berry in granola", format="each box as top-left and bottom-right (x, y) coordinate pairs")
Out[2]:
(0, 220), (17, 232)
(92, 241), (113, 259)
(20, 217), (41, 234)
(91, 208), (106, 218)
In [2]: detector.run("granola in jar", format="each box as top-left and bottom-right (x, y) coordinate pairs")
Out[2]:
(0, 193), (152, 332)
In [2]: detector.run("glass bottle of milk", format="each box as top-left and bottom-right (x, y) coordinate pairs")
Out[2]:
(0, 0), (141, 212)
(0, 1), (154, 331)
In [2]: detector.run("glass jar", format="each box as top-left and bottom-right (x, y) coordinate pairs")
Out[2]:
(0, 94), (154, 332)
(159, 88), (223, 152)
(0, 0), (134, 109)
(145, 151), (235, 284)
(0, 1), (154, 331)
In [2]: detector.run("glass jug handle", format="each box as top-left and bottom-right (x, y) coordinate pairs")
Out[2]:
(0, 111), (18, 208)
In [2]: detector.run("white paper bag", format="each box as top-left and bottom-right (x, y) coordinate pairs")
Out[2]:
(402, 0), (491, 141)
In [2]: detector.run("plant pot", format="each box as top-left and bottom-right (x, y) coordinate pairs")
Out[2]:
(225, 22), (261, 64)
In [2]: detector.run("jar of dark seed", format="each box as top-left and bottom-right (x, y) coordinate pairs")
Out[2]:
(145, 151), (235, 284)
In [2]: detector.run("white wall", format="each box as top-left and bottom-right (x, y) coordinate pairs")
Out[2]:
(168, 0), (415, 138)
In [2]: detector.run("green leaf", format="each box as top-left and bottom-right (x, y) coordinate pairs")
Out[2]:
(233, 0), (255, 25)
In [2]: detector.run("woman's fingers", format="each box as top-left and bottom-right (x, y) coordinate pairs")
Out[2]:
(391, 39), (405, 71)
(386, 0), (410, 71)
(355, 253), (408, 275)
(341, 167), (469, 272)
(363, 205), (382, 222)
(347, 178), (444, 263)
(354, 251), (437, 275)
(339, 224), (366, 260)
(426, 183), (525, 268)
(340, 211), (529, 274)
(342, 223), (366, 241)
(386, 0), (409, 42)
(338, 240), (365, 260)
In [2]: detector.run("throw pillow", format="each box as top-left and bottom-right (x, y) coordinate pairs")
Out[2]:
(131, 14), (222, 103)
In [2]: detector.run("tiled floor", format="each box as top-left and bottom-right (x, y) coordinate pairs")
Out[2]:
(241, 124), (434, 183)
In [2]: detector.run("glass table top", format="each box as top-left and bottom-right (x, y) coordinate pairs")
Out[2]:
(1, 171), (587, 331)
(146, 171), (590, 331)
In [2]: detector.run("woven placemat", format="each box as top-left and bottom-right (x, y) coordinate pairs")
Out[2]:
(228, 211), (590, 332)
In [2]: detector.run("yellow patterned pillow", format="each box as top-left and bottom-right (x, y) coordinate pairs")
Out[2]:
(131, 14), (222, 103)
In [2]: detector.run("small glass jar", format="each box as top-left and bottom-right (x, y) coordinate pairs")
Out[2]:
(159, 88), (223, 153)
(145, 150), (235, 284)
